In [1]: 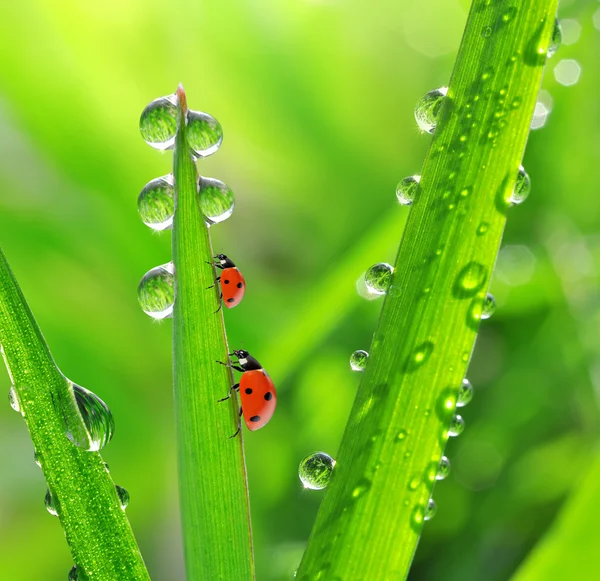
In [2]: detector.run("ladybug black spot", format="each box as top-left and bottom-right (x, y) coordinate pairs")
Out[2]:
(250, 415), (261, 423)
(237, 282), (243, 288)
(224, 280), (230, 284)
(245, 388), (253, 394)
(264, 392), (273, 401)
(227, 298), (235, 303)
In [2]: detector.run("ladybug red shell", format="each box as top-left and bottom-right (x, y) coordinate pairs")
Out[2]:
(208, 254), (246, 309)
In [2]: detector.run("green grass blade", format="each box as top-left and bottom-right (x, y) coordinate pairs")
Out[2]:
(0, 248), (150, 580)
(296, 1), (558, 579)
(171, 86), (255, 580)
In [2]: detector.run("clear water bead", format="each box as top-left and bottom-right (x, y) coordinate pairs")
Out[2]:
(65, 383), (115, 452)
(116, 485), (130, 510)
(139, 94), (178, 150)
(138, 175), (175, 231)
(8, 386), (20, 413)
(548, 18), (562, 58)
(396, 175), (421, 206)
(187, 110), (223, 158)
(350, 350), (369, 372)
(448, 414), (465, 437)
(68, 565), (89, 581)
(481, 293), (496, 319)
(437, 457), (451, 480)
(298, 452), (336, 490)
(45, 489), (58, 516)
(457, 379), (473, 407)
(364, 263), (394, 296)
(415, 87), (447, 134)
(138, 263), (175, 320)
(510, 166), (531, 205)
(198, 177), (235, 225)
(424, 498), (437, 521)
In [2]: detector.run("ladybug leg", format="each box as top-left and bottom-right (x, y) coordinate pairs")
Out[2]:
(214, 294), (223, 314)
(206, 276), (221, 290)
(217, 383), (239, 402)
(206, 260), (224, 270)
(228, 407), (243, 439)
(216, 360), (245, 373)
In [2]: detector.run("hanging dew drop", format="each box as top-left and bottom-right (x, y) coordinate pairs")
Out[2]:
(548, 18), (562, 58)
(116, 485), (130, 510)
(298, 452), (336, 490)
(198, 177), (235, 225)
(396, 175), (420, 206)
(137, 263), (175, 320)
(457, 379), (473, 407)
(137, 175), (175, 231)
(8, 386), (20, 413)
(509, 166), (531, 205)
(448, 414), (465, 437)
(414, 87), (447, 134)
(68, 565), (89, 581)
(65, 382), (115, 452)
(349, 350), (369, 372)
(186, 110), (223, 158)
(437, 456), (451, 480)
(139, 94), (178, 150)
(481, 293), (496, 319)
(34, 452), (41, 467)
(364, 263), (394, 296)
(45, 489), (58, 517)
(424, 498), (437, 521)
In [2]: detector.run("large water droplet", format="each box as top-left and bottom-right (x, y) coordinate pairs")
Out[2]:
(415, 87), (447, 134)
(448, 414), (465, 437)
(64, 383), (115, 452)
(481, 293), (496, 319)
(548, 18), (562, 58)
(364, 263), (394, 296)
(116, 485), (130, 510)
(454, 262), (487, 297)
(139, 94), (178, 150)
(137, 263), (175, 320)
(186, 110), (223, 158)
(68, 565), (89, 581)
(437, 456), (451, 480)
(45, 489), (59, 516)
(298, 452), (336, 490)
(424, 498), (437, 521)
(138, 175), (175, 231)
(457, 379), (473, 407)
(8, 386), (20, 413)
(350, 350), (369, 372)
(198, 177), (235, 225)
(510, 166), (531, 205)
(396, 175), (420, 206)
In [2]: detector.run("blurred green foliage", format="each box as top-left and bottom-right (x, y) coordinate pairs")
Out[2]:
(0, 0), (598, 580)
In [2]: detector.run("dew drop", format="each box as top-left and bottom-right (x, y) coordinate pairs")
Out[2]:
(476, 222), (490, 236)
(298, 452), (336, 490)
(198, 177), (235, 225)
(351, 478), (372, 500)
(502, 6), (517, 23)
(396, 175), (420, 206)
(481, 26), (493, 38)
(349, 350), (369, 372)
(137, 263), (175, 320)
(137, 175), (175, 231)
(139, 94), (178, 150)
(408, 474), (421, 491)
(45, 489), (58, 517)
(186, 110), (223, 158)
(116, 485), (130, 510)
(509, 165), (531, 205)
(548, 18), (562, 58)
(414, 87), (447, 134)
(68, 565), (89, 581)
(457, 379), (473, 408)
(424, 498), (437, 521)
(448, 414), (465, 437)
(454, 262), (487, 296)
(364, 263), (394, 296)
(437, 456), (451, 480)
(396, 429), (408, 442)
(34, 452), (41, 467)
(8, 386), (20, 413)
(481, 293), (496, 319)
(409, 341), (434, 369)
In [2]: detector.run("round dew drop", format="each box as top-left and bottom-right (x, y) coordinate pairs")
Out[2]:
(8, 386), (20, 413)
(448, 414), (465, 437)
(414, 87), (447, 134)
(116, 485), (130, 510)
(197, 177), (235, 225)
(424, 498), (437, 521)
(481, 293), (496, 320)
(68, 565), (89, 581)
(457, 379), (473, 407)
(396, 175), (421, 206)
(186, 110), (223, 158)
(139, 94), (178, 150)
(298, 452), (336, 490)
(437, 456), (451, 480)
(45, 489), (58, 517)
(509, 166), (531, 205)
(364, 263), (394, 296)
(548, 18), (562, 58)
(137, 175), (175, 231)
(350, 350), (369, 372)
(138, 263), (175, 320)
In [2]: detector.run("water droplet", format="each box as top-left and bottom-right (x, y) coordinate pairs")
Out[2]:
(68, 565), (89, 581)
(138, 175), (175, 231)
(198, 177), (235, 225)
(548, 18), (562, 58)
(137, 263), (175, 320)
(502, 6), (517, 23)
(45, 489), (58, 517)
(414, 87), (447, 134)
(65, 383), (115, 452)
(396, 175), (420, 206)
(396, 429), (408, 442)
(481, 26), (493, 38)
(298, 452), (336, 490)
(186, 110), (223, 158)
(448, 414), (465, 437)
(364, 263), (394, 296)
(8, 386), (20, 413)
(116, 485), (130, 510)
(454, 262), (487, 297)
(437, 456), (451, 480)
(410, 341), (434, 368)
(349, 350), (369, 372)
(34, 452), (41, 467)
(481, 293), (496, 319)
(476, 222), (490, 236)
(139, 94), (178, 150)
(408, 474), (421, 491)
(424, 498), (437, 521)
(351, 478), (372, 500)
(457, 379), (473, 407)
(509, 166), (531, 205)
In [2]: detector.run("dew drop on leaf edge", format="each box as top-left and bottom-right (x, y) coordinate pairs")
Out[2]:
(138, 175), (175, 231)
(364, 263), (394, 296)
(8, 386), (20, 413)
(45, 489), (58, 517)
(137, 263), (175, 320)
(68, 565), (89, 581)
(457, 379), (473, 407)
(298, 452), (336, 490)
(396, 175), (421, 206)
(198, 177), (235, 225)
(414, 87), (447, 134)
(116, 485), (130, 510)
(186, 110), (223, 158)
(424, 498), (437, 521)
(448, 414), (465, 437)
(548, 18), (562, 59)
(139, 94), (178, 150)
(509, 165), (531, 205)
(437, 456), (451, 480)
(350, 350), (369, 372)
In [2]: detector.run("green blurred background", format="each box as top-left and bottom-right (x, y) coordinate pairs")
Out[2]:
(1, 0), (599, 579)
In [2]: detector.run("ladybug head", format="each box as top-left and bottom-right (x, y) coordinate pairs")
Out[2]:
(232, 349), (249, 360)
(215, 254), (236, 268)
(231, 349), (263, 371)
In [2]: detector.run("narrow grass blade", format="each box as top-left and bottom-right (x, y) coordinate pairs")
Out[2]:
(296, 1), (559, 579)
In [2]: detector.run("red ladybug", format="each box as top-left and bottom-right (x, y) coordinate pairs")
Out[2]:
(207, 254), (246, 311)
(218, 349), (277, 437)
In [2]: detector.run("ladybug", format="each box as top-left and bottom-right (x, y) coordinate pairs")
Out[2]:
(217, 349), (277, 437)
(207, 254), (246, 311)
